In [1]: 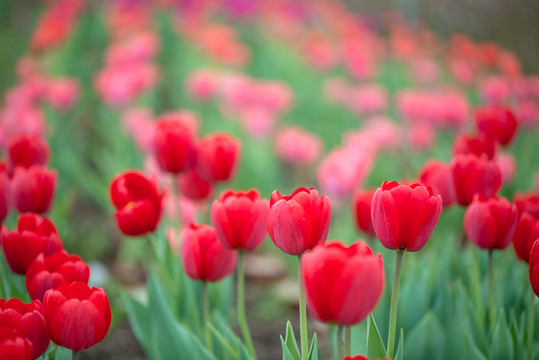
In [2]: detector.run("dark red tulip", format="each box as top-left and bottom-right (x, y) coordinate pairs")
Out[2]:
(352, 189), (376, 237)
(529, 240), (539, 297)
(475, 106), (518, 146)
(178, 169), (214, 201)
(211, 189), (269, 250)
(464, 195), (517, 250)
(514, 192), (539, 218)
(7, 133), (49, 171)
(153, 112), (197, 174)
(512, 213), (539, 262)
(180, 223), (237, 282)
(452, 133), (496, 159)
(26, 251), (90, 301)
(11, 165), (56, 214)
(195, 133), (241, 182)
(450, 154), (502, 206)
(0, 172), (9, 223)
(418, 160), (454, 207)
(267, 187), (331, 255)
(0, 298), (50, 358)
(1, 213), (63, 274)
(109, 170), (165, 236)
(43, 281), (111, 351)
(371, 181), (442, 252)
(0, 327), (33, 360)
(302, 241), (385, 326)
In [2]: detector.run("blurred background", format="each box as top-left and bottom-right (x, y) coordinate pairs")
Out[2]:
(1, 0), (539, 359)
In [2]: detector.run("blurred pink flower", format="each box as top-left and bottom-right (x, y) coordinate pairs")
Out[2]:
(495, 152), (516, 185)
(105, 31), (160, 66)
(411, 57), (440, 84)
(239, 107), (276, 139)
(347, 84), (388, 116)
(95, 63), (159, 107)
(515, 98), (539, 127)
(407, 123), (437, 151)
(362, 116), (402, 150)
(44, 77), (80, 111)
(185, 68), (220, 101)
(274, 126), (323, 166)
(121, 107), (155, 152)
(317, 146), (376, 201)
(324, 77), (350, 104)
(449, 58), (475, 85)
(479, 76), (510, 105)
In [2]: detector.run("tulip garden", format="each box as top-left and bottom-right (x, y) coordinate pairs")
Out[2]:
(1, 1), (539, 359)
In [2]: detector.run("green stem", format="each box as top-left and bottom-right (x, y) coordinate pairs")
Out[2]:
(237, 252), (256, 358)
(344, 326), (351, 356)
(298, 255), (309, 360)
(336, 326), (344, 360)
(529, 287), (535, 357)
(488, 250), (496, 331)
(386, 251), (404, 358)
(202, 282), (212, 351)
(72, 351), (79, 360)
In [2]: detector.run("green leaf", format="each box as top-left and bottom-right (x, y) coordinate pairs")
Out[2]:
(308, 333), (319, 360)
(464, 333), (488, 360)
(366, 313), (386, 359)
(394, 329), (404, 360)
(53, 347), (71, 360)
(404, 311), (444, 359)
(122, 293), (152, 356)
(491, 309), (514, 360)
(281, 321), (301, 360)
(509, 309), (527, 360)
(147, 272), (216, 360)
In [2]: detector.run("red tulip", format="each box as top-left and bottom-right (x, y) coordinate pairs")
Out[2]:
(11, 165), (56, 214)
(7, 133), (49, 171)
(301, 241), (385, 325)
(0, 172), (9, 223)
(371, 181), (442, 252)
(514, 192), (539, 218)
(43, 282), (111, 351)
(109, 170), (165, 236)
(211, 189), (269, 250)
(195, 133), (241, 182)
(178, 169), (214, 201)
(26, 251), (90, 301)
(267, 187), (331, 255)
(0, 298), (50, 358)
(0, 327), (33, 360)
(352, 189), (376, 237)
(452, 133), (496, 159)
(512, 213), (539, 262)
(464, 195), (517, 250)
(418, 160), (454, 207)
(450, 154), (502, 206)
(529, 240), (539, 297)
(153, 112), (197, 173)
(1, 213), (63, 274)
(475, 106), (518, 146)
(180, 223), (237, 282)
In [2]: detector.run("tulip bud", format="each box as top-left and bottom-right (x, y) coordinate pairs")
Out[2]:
(475, 106), (518, 146)
(180, 223), (237, 282)
(109, 170), (165, 236)
(43, 282), (111, 351)
(418, 160), (454, 207)
(267, 187), (331, 255)
(452, 133), (496, 159)
(464, 195), (517, 250)
(0, 328), (33, 360)
(153, 112), (197, 174)
(11, 165), (56, 214)
(1, 213), (63, 274)
(7, 133), (49, 171)
(512, 213), (539, 262)
(371, 181), (442, 252)
(352, 189), (376, 237)
(26, 251), (90, 301)
(0, 298), (50, 359)
(211, 189), (269, 251)
(302, 241), (385, 326)
(529, 240), (539, 297)
(195, 133), (241, 182)
(450, 154), (502, 206)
